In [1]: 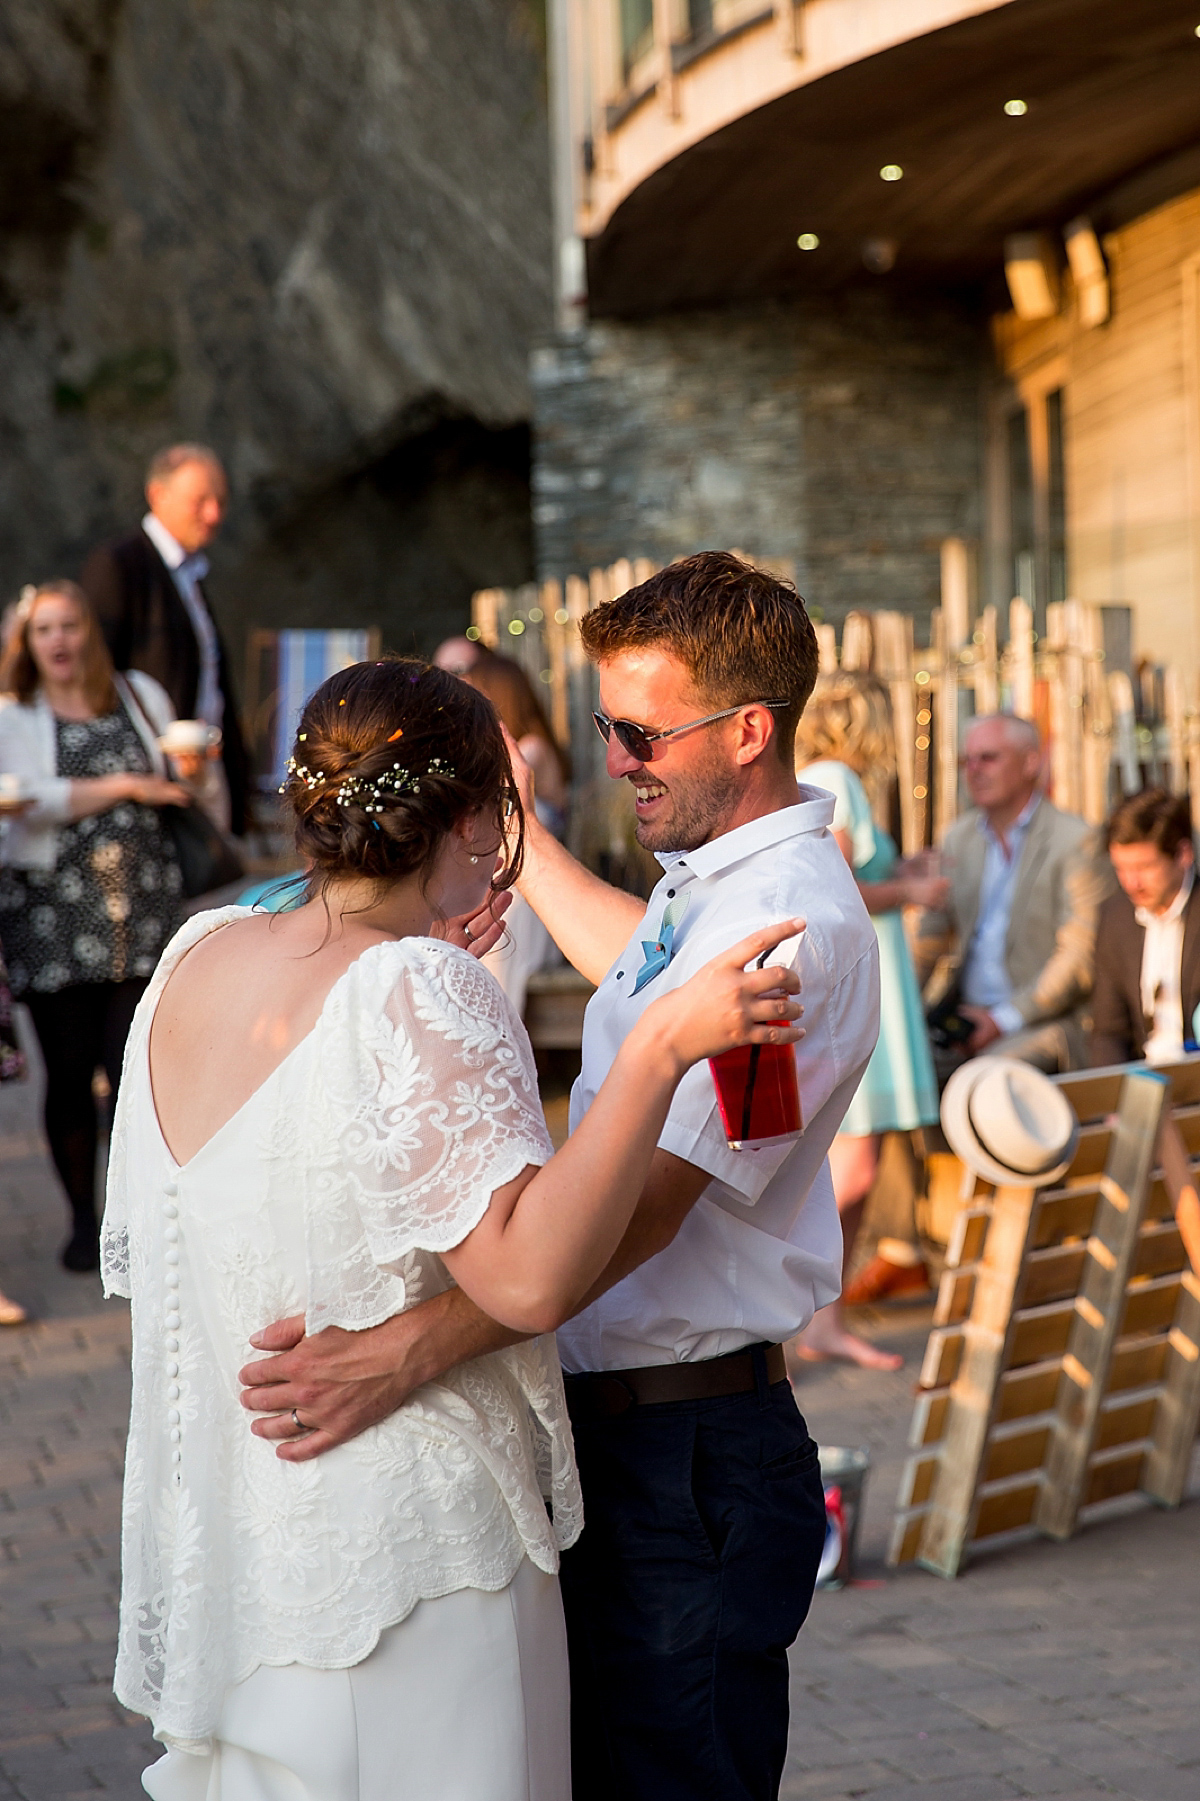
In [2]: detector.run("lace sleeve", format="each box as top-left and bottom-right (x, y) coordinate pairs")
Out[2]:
(297, 941), (555, 1333)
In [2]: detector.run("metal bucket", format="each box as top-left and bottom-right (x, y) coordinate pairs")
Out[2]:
(815, 1445), (871, 1589)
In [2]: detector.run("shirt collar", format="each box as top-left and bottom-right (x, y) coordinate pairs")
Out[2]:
(654, 787), (835, 883)
(979, 791), (1041, 849)
(1136, 862), (1195, 931)
(142, 511), (187, 571)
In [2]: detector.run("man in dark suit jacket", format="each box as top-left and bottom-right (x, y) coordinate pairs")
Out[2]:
(80, 443), (250, 834)
(1090, 787), (1200, 1066)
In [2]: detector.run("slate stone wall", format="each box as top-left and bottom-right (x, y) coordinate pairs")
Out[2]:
(532, 286), (986, 630)
(0, 0), (550, 663)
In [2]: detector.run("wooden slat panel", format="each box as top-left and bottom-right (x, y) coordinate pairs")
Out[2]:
(1064, 1126), (1113, 1180)
(1143, 1177), (1179, 1224)
(1008, 1300), (1075, 1368)
(909, 1390), (950, 1448)
(898, 1456), (938, 1509)
(1094, 1393), (1158, 1450)
(1084, 1447), (1146, 1506)
(1020, 1243), (1087, 1307)
(919, 1329), (963, 1390)
(946, 1205), (990, 1268)
(983, 1424), (1051, 1483)
(1032, 1187), (1099, 1249)
(907, 1182), (1040, 1577)
(1133, 1220), (1187, 1280)
(889, 1512), (925, 1567)
(1141, 1271), (1200, 1506)
(972, 1479), (1039, 1541)
(934, 1269), (975, 1326)
(1107, 1334), (1169, 1392)
(996, 1358), (1062, 1423)
(1036, 1070), (1167, 1540)
(1055, 1070), (1124, 1121)
(1120, 1275), (1183, 1338)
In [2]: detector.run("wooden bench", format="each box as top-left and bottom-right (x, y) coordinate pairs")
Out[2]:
(890, 1055), (1200, 1577)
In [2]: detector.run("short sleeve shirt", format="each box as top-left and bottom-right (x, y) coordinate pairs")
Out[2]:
(556, 790), (881, 1373)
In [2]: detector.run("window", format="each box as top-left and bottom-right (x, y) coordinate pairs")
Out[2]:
(620, 0), (655, 81)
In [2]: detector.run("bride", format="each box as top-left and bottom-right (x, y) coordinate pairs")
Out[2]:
(100, 655), (803, 1801)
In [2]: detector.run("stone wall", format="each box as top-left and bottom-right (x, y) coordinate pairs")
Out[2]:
(532, 286), (986, 629)
(0, 0), (550, 665)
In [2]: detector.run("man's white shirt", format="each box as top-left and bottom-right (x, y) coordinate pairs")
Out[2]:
(556, 788), (881, 1374)
(141, 511), (224, 728)
(1139, 864), (1195, 1064)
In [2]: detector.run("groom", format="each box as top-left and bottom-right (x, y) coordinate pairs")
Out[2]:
(240, 552), (879, 1800)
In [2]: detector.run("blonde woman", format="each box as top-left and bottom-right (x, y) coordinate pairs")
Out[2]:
(0, 582), (187, 1270)
(794, 673), (946, 1367)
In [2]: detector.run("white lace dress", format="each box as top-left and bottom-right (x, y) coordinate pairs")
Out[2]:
(100, 908), (583, 1782)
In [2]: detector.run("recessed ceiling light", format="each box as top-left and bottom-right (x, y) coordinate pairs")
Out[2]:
(1004, 98), (1028, 116)
(880, 164), (903, 182)
(797, 232), (820, 250)
(1195, 22), (1200, 34)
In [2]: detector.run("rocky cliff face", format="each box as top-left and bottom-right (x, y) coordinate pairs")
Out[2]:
(0, 0), (550, 662)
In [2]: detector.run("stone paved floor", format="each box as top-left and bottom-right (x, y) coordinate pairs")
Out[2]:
(1, 1060), (1198, 1799)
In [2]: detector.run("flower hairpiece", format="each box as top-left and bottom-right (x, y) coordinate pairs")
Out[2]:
(279, 755), (456, 813)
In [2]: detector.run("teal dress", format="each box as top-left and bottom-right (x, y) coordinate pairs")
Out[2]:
(800, 759), (939, 1135)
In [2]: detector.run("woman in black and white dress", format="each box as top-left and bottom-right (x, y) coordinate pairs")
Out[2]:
(0, 581), (188, 1269)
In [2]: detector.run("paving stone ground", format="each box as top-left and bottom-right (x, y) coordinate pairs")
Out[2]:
(1, 1056), (1198, 1799)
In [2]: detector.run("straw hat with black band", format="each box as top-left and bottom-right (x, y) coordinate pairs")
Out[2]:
(941, 1056), (1079, 1188)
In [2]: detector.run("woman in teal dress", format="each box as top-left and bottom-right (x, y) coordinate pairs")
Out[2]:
(795, 673), (946, 1368)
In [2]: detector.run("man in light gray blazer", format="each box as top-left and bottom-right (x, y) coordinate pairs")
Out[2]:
(917, 713), (1112, 1076)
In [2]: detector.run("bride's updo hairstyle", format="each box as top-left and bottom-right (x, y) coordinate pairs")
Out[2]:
(280, 655), (524, 900)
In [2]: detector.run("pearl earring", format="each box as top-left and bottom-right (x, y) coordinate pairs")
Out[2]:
(469, 853), (479, 864)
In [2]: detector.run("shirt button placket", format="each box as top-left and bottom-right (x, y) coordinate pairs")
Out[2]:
(163, 1180), (182, 1482)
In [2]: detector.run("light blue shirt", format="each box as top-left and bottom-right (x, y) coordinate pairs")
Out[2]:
(961, 794), (1041, 1036)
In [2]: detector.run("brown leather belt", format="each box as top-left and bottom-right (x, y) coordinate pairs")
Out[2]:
(563, 1342), (787, 1418)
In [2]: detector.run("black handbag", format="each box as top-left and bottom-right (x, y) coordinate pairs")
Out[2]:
(163, 800), (245, 899)
(118, 675), (245, 899)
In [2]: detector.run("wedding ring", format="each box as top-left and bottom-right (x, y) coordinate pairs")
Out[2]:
(291, 1408), (309, 1434)
(463, 924), (474, 943)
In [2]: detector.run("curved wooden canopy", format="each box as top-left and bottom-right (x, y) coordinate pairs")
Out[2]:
(586, 0), (1200, 314)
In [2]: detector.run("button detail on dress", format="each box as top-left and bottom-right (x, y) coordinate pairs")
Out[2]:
(165, 1270), (179, 1289)
(163, 1202), (179, 1220)
(164, 1181), (179, 1198)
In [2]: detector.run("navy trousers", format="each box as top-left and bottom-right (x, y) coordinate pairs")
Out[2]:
(560, 1369), (826, 1801)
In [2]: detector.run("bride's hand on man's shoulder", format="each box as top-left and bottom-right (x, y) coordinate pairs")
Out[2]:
(640, 917), (806, 1073)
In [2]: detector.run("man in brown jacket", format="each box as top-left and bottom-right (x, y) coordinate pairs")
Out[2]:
(1089, 787), (1200, 1067)
(917, 713), (1111, 1076)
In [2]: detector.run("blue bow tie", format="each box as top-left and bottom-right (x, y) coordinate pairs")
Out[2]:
(633, 892), (691, 994)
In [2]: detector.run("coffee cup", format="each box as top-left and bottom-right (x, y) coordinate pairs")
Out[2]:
(160, 720), (221, 756)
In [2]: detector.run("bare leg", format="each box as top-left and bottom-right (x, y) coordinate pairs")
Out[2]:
(793, 1134), (903, 1370)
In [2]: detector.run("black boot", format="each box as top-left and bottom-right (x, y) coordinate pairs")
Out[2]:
(61, 1205), (99, 1273)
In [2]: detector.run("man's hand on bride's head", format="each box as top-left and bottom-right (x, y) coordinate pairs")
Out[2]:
(441, 888), (513, 959)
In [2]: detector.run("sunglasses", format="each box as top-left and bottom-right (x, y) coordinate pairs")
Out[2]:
(592, 700), (790, 764)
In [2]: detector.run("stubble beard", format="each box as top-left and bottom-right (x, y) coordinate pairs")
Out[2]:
(630, 748), (742, 854)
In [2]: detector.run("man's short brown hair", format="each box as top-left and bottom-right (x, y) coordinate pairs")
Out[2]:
(578, 551), (819, 764)
(1105, 786), (1193, 858)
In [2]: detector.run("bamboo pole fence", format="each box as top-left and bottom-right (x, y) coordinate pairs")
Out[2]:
(471, 540), (1200, 858)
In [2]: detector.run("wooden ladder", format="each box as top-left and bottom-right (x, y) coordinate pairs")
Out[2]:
(890, 1057), (1200, 1577)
